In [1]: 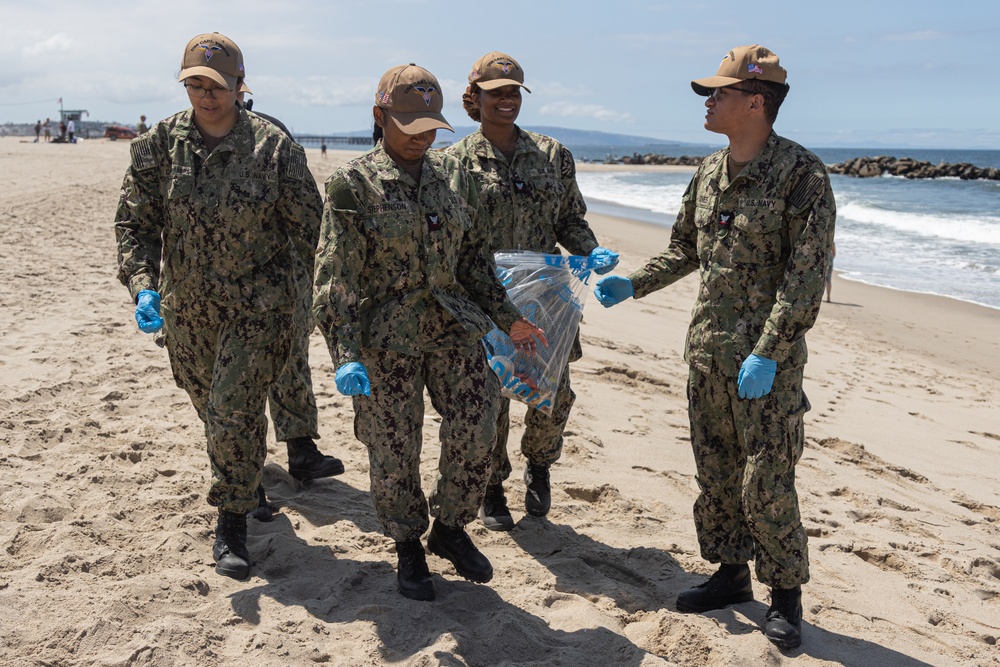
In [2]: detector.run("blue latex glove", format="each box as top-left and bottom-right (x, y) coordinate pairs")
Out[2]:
(594, 276), (634, 308)
(134, 289), (164, 334)
(335, 362), (371, 397)
(737, 354), (777, 399)
(589, 246), (620, 275)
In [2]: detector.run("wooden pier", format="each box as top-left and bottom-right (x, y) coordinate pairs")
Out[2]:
(295, 134), (371, 148)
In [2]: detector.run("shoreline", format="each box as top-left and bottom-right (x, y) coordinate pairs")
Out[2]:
(579, 192), (1000, 315)
(834, 271), (1000, 313)
(582, 210), (1000, 379)
(576, 162), (697, 173)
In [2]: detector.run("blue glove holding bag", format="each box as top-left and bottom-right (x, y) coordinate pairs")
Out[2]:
(589, 246), (620, 275)
(134, 289), (164, 334)
(335, 362), (371, 397)
(737, 354), (777, 399)
(593, 275), (634, 308)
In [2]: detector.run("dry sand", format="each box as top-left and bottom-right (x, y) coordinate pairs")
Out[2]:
(1, 136), (998, 666)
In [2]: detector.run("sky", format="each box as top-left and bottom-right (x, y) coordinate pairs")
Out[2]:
(2, 0), (998, 149)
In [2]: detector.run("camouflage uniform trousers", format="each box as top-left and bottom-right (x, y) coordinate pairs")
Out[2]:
(687, 361), (811, 589)
(164, 302), (292, 514)
(267, 258), (320, 442)
(354, 345), (499, 543)
(489, 332), (581, 485)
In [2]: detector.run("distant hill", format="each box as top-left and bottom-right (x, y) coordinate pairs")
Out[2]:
(306, 125), (715, 151)
(447, 125), (711, 150)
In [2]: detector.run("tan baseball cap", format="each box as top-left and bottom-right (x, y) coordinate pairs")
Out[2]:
(375, 64), (453, 134)
(691, 45), (787, 96)
(178, 32), (245, 91)
(468, 51), (531, 92)
(237, 80), (253, 95)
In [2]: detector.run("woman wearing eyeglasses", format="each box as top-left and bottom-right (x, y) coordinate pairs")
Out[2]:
(113, 32), (323, 582)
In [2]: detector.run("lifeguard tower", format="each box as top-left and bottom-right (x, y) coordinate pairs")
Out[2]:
(58, 108), (89, 140)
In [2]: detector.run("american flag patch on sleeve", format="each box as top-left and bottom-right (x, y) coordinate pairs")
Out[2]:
(284, 144), (306, 181)
(129, 137), (155, 172)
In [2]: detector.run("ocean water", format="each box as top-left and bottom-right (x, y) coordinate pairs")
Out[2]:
(571, 147), (1000, 311)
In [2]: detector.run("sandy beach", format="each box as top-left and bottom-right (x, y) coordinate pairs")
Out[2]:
(1, 135), (998, 666)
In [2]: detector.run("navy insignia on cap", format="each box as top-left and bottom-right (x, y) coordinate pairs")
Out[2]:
(491, 59), (515, 74)
(197, 44), (223, 62)
(411, 83), (437, 106)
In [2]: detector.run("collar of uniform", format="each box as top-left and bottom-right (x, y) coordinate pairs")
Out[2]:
(227, 108), (255, 153)
(470, 125), (538, 162)
(734, 131), (780, 184)
(371, 141), (447, 185)
(711, 131), (780, 185)
(469, 126), (498, 159)
(169, 106), (251, 153)
(171, 108), (198, 141)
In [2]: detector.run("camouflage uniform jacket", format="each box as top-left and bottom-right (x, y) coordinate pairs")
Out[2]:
(114, 107), (322, 313)
(445, 127), (600, 256)
(629, 132), (836, 376)
(314, 143), (523, 365)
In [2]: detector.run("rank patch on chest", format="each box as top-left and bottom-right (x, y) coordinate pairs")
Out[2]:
(719, 211), (734, 227)
(427, 212), (442, 231)
(513, 178), (531, 194)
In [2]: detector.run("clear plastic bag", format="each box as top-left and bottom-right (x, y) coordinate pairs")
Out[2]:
(483, 251), (602, 415)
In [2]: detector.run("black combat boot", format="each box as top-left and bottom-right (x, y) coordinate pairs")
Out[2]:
(764, 586), (803, 649)
(524, 464), (551, 517)
(676, 563), (755, 613)
(479, 483), (515, 532)
(286, 437), (345, 481)
(427, 520), (493, 583)
(395, 540), (435, 601)
(248, 484), (273, 522)
(213, 509), (251, 580)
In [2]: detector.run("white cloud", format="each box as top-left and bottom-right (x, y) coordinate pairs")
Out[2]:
(23, 33), (74, 56)
(538, 101), (633, 123)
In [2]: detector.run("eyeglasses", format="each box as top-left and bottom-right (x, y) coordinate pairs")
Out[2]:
(710, 86), (755, 100)
(183, 83), (232, 99)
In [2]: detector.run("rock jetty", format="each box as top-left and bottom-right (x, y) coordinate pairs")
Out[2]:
(612, 153), (704, 166)
(827, 156), (1000, 180)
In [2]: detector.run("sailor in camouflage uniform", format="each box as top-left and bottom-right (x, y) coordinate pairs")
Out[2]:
(595, 45), (835, 649)
(313, 64), (545, 602)
(234, 83), (345, 524)
(114, 33), (322, 581)
(445, 52), (620, 530)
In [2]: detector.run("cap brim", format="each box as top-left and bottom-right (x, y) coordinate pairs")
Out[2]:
(178, 66), (237, 91)
(387, 110), (454, 135)
(691, 75), (743, 96)
(237, 82), (253, 95)
(476, 79), (531, 94)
